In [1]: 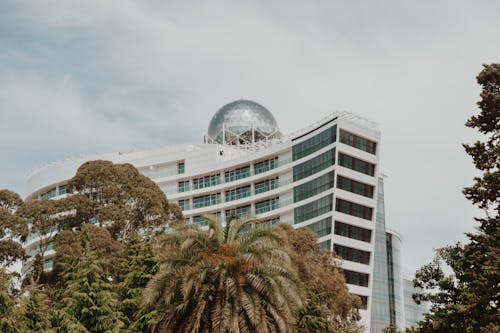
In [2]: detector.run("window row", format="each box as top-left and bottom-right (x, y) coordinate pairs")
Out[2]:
(254, 157), (278, 175)
(294, 171), (334, 202)
(193, 173), (221, 190)
(306, 217), (332, 237)
(225, 166), (251, 183)
(338, 152), (375, 176)
(255, 178), (279, 194)
(225, 185), (251, 202)
(294, 194), (333, 224)
(225, 205), (251, 220)
(292, 125), (337, 161)
(293, 148), (336, 182)
(334, 221), (372, 243)
(339, 129), (376, 155)
(192, 193), (221, 209)
(337, 175), (374, 198)
(344, 269), (369, 287)
(335, 198), (373, 221)
(334, 244), (371, 265)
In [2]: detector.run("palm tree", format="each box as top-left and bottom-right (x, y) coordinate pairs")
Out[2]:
(142, 216), (303, 333)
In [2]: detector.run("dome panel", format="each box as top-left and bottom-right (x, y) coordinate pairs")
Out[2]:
(207, 100), (281, 145)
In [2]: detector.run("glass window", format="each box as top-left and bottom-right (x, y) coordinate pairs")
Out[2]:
(178, 180), (190, 193)
(319, 239), (331, 251)
(193, 215), (208, 227)
(225, 185), (251, 202)
(254, 178), (279, 194)
(293, 148), (336, 182)
(334, 221), (372, 242)
(337, 175), (374, 198)
(340, 129), (376, 155)
(294, 195), (333, 224)
(193, 173), (221, 190)
(192, 193), (221, 209)
(293, 125), (337, 161)
(178, 199), (190, 211)
(254, 157), (278, 175)
(335, 198), (373, 221)
(225, 205), (251, 220)
(40, 188), (57, 200)
(344, 269), (369, 287)
(224, 166), (251, 182)
(262, 216), (280, 226)
(294, 171), (334, 202)
(334, 244), (370, 265)
(306, 217), (332, 237)
(338, 153), (375, 176)
(178, 161), (185, 174)
(255, 197), (279, 214)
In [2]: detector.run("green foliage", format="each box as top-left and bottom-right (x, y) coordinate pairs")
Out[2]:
(143, 216), (303, 332)
(0, 269), (23, 333)
(0, 189), (27, 269)
(413, 63), (500, 333)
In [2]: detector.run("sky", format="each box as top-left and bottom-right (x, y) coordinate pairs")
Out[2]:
(1, 0), (499, 273)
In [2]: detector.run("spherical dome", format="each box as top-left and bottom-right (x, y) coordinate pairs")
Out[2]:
(207, 100), (281, 145)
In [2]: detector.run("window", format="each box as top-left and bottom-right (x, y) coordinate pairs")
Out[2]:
(178, 180), (190, 193)
(255, 197), (279, 214)
(193, 173), (220, 190)
(41, 188), (57, 200)
(293, 148), (336, 181)
(225, 185), (251, 202)
(344, 270), (369, 287)
(337, 175), (374, 198)
(334, 244), (370, 265)
(178, 161), (185, 174)
(193, 215), (208, 227)
(335, 198), (373, 220)
(294, 195), (333, 224)
(58, 185), (67, 195)
(254, 178), (279, 194)
(263, 216), (280, 226)
(225, 205), (251, 220)
(192, 193), (221, 209)
(334, 221), (372, 242)
(294, 171), (334, 202)
(319, 239), (331, 251)
(254, 157), (278, 175)
(225, 166), (251, 182)
(293, 125), (337, 161)
(178, 199), (190, 211)
(340, 129), (376, 154)
(306, 217), (332, 237)
(338, 153), (375, 176)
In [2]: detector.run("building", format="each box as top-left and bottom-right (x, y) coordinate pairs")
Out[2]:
(23, 99), (388, 331)
(403, 276), (430, 329)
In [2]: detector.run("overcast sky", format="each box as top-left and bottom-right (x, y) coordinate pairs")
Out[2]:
(1, 0), (499, 273)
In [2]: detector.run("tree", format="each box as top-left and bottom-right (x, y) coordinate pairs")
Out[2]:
(52, 233), (126, 332)
(67, 160), (183, 240)
(142, 216), (303, 333)
(278, 224), (362, 333)
(0, 190), (28, 269)
(0, 269), (23, 333)
(413, 63), (500, 333)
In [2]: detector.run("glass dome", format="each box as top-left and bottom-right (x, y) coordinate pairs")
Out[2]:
(206, 99), (282, 145)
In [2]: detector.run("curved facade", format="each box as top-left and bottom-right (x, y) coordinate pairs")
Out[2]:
(23, 104), (385, 332)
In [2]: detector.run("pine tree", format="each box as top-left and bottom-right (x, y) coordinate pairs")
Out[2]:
(0, 269), (23, 333)
(413, 63), (500, 333)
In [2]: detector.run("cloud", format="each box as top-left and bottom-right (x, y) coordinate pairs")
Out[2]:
(1, 0), (499, 271)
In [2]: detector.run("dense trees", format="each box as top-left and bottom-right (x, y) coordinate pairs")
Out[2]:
(413, 63), (500, 332)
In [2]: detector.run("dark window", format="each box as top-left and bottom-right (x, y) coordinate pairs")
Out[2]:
(344, 269), (369, 287)
(334, 221), (372, 242)
(178, 181), (190, 193)
(337, 175), (374, 198)
(294, 195), (333, 224)
(293, 148), (335, 181)
(306, 217), (332, 237)
(254, 157), (278, 174)
(338, 153), (375, 176)
(292, 125), (337, 161)
(335, 198), (373, 221)
(340, 129), (376, 154)
(294, 171), (334, 202)
(334, 244), (370, 265)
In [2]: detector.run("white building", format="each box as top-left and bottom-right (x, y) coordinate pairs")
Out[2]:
(24, 99), (385, 331)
